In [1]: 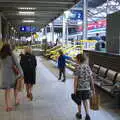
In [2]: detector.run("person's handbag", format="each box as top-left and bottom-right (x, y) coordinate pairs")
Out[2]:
(16, 77), (24, 92)
(90, 94), (100, 110)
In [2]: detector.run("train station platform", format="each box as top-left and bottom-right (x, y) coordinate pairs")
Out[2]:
(0, 57), (120, 120)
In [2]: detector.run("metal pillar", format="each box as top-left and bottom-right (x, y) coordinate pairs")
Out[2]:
(0, 14), (2, 40)
(50, 22), (54, 42)
(63, 15), (68, 45)
(63, 15), (66, 45)
(66, 20), (68, 45)
(83, 0), (88, 40)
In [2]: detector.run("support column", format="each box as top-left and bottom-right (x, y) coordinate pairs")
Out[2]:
(50, 22), (54, 42)
(66, 21), (68, 45)
(63, 16), (66, 45)
(83, 0), (88, 40)
(106, 11), (120, 54)
(0, 14), (2, 40)
(62, 15), (68, 45)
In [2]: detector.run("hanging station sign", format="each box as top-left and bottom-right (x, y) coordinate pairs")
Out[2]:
(20, 26), (40, 32)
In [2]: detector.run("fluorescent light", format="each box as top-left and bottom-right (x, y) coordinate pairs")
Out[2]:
(18, 7), (36, 10)
(23, 20), (35, 23)
(11, 27), (14, 30)
(18, 11), (35, 15)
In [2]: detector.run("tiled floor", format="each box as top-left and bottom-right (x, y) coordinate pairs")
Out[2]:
(0, 57), (120, 120)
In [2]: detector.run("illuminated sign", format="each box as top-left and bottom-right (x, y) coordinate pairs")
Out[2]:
(70, 10), (83, 20)
(76, 19), (106, 32)
(20, 26), (39, 32)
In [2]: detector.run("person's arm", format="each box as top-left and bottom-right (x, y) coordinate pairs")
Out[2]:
(12, 52), (24, 77)
(64, 55), (72, 60)
(90, 75), (95, 94)
(88, 66), (95, 94)
(73, 66), (79, 94)
(74, 76), (78, 94)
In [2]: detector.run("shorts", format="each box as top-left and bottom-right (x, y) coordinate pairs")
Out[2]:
(71, 90), (90, 105)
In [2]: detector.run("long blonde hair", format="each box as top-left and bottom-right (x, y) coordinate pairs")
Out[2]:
(24, 46), (32, 54)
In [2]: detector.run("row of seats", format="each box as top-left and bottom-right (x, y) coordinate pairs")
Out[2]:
(92, 64), (120, 95)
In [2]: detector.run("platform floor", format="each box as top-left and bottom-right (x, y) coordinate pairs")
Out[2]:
(0, 57), (120, 120)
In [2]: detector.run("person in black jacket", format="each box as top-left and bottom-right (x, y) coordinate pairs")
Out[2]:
(20, 47), (37, 101)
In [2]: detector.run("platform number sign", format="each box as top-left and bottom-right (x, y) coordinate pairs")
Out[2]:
(70, 10), (83, 20)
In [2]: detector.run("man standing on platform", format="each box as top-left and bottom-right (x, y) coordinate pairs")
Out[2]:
(58, 50), (71, 82)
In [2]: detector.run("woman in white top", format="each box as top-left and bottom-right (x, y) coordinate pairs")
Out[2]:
(71, 54), (95, 120)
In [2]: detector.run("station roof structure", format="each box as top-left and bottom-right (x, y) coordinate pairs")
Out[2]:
(0, 0), (80, 27)
(0, 0), (119, 28)
(75, 0), (120, 23)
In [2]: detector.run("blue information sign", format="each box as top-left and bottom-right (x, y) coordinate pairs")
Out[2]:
(20, 26), (39, 32)
(70, 10), (83, 20)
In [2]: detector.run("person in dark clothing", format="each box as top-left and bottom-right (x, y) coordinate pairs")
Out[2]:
(58, 50), (71, 82)
(95, 39), (106, 51)
(20, 47), (37, 101)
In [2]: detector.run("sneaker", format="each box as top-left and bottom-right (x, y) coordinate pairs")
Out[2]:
(85, 114), (91, 120)
(58, 78), (61, 80)
(62, 79), (66, 82)
(76, 112), (82, 119)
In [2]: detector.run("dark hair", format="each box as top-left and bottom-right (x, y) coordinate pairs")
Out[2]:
(96, 33), (99, 36)
(76, 54), (86, 63)
(0, 44), (12, 59)
(59, 50), (63, 55)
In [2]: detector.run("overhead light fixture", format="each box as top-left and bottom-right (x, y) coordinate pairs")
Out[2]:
(23, 20), (35, 23)
(18, 11), (35, 15)
(18, 7), (36, 10)
(11, 27), (14, 30)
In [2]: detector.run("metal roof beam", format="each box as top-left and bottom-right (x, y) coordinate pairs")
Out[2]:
(0, 1), (74, 5)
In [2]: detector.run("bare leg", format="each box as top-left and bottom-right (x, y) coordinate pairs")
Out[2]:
(5, 90), (9, 109)
(5, 89), (13, 111)
(76, 104), (82, 119)
(78, 105), (81, 113)
(29, 84), (33, 94)
(29, 84), (33, 101)
(14, 89), (20, 105)
(83, 100), (91, 120)
(26, 84), (30, 98)
(83, 100), (89, 114)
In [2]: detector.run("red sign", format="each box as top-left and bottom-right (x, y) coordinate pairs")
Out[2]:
(76, 19), (106, 32)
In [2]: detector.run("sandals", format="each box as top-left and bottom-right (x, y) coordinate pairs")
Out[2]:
(15, 98), (20, 106)
(5, 107), (14, 112)
(15, 102), (20, 106)
(27, 93), (33, 101)
(29, 93), (33, 101)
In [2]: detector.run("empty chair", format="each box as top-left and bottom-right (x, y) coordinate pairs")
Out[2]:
(115, 73), (120, 82)
(92, 64), (100, 74)
(101, 69), (117, 86)
(109, 73), (120, 95)
(97, 66), (107, 81)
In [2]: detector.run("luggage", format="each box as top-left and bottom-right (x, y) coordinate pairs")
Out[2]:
(90, 94), (100, 110)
